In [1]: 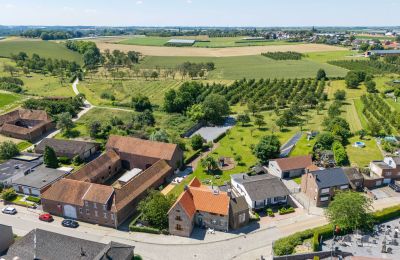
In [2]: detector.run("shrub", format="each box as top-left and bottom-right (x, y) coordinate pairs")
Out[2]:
(58, 156), (71, 165)
(261, 51), (304, 60)
(278, 206), (295, 215)
(191, 134), (205, 150)
(73, 155), (83, 166)
(0, 141), (20, 160)
(26, 196), (41, 204)
(213, 132), (226, 143)
(332, 141), (349, 166)
(129, 225), (160, 234)
(312, 232), (320, 251)
(250, 211), (260, 221)
(184, 149), (202, 165)
(1, 188), (17, 201)
(100, 91), (116, 101)
(266, 208), (275, 217)
(372, 205), (400, 223)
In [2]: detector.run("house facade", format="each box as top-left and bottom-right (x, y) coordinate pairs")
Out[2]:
(229, 196), (250, 230)
(268, 155), (313, 178)
(231, 173), (290, 210)
(301, 168), (349, 207)
(168, 178), (230, 237)
(0, 224), (14, 254)
(369, 157), (400, 184)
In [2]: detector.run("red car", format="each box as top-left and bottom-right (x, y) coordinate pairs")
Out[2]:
(39, 213), (53, 222)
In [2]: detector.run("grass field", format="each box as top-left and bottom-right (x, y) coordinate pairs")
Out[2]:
(78, 79), (182, 106)
(118, 36), (297, 48)
(0, 38), (82, 63)
(355, 35), (395, 41)
(0, 92), (22, 111)
(305, 50), (361, 63)
(140, 55), (348, 80)
(346, 136), (383, 167)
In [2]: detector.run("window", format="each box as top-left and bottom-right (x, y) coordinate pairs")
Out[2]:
(275, 196), (287, 202)
(238, 213), (246, 224)
(94, 210), (98, 217)
(320, 196), (329, 202)
(175, 216), (182, 221)
(320, 188), (330, 194)
(84, 201), (89, 207)
(103, 205), (107, 211)
(110, 213), (114, 220)
(103, 212), (107, 219)
(86, 209), (90, 215)
(176, 224), (182, 231)
(79, 208), (82, 214)
(93, 203), (97, 209)
(340, 185), (348, 190)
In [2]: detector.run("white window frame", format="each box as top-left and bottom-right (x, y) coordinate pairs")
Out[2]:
(320, 188), (330, 194)
(94, 210), (98, 217)
(93, 203), (97, 209)
(320, 196), (329, 202)
(340, 185), (348, 190)
(103, 212), (107, 219)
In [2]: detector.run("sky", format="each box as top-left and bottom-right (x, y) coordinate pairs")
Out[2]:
(0, 0), (399, 27)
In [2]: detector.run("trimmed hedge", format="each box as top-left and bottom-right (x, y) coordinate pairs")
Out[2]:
(213, 132), (226, 143)
(58, 156), (71, 165)
(312, 232), (320, 252)
(26, 196), (41, 204)
(278, 207), (295, 215)
(266, 208), (275, 217)
(184, 149), (202, 165)
(130, 225), (161, 234)
(373, 205), (400, 223)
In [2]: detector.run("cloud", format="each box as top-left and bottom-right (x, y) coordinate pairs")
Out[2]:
(186, 0), (192, 3)
(4, 3), (15, 9)
(63, 6), (74, 11)
(84, 9), (98, 14)
(136, 0), (143, 4)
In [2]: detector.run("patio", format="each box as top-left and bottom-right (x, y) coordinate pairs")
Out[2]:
(322, 219), (400, 258)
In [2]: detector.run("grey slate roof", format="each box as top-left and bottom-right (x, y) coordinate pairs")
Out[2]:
(232, 173), (290, 201)
(0, 156), (43, 184)
(12, 165), (68, 189)
(35, 138), (98, 156)
(3, 229), (134, 260)
(311, 168), (349, 189)
(343, 167), (363, 181)
(230, 196), (249, 214)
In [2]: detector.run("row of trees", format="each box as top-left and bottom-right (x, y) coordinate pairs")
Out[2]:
(0, 76), (24, 93)
(65, 40), (101, 70)
(21, 29), (83, 40)
(23, 95), (85, 117)
(261, 51), (304, 60)
(330, 59), (400, 75)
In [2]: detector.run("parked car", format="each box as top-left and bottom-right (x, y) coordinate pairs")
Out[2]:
(389, 183), (400, 192)
(39, 213), (54, 222)
(2, 207), (17, 215)
(61, 219), (79, 228)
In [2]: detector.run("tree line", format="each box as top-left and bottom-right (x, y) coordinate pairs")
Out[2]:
(21, 29), (84, 40)
(261, 51), (304, 60)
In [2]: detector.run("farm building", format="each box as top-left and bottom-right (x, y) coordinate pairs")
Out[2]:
(365, 50), (400, 57)
(35, 138), (99, 160)
(165, 39), (196, 46)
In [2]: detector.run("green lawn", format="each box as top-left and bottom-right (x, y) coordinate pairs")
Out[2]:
(355, 35), (395, 41)
(140, 55), (348, 80)
(305, 50), (360, 63)
(346, 136), (382, 168)
(78, 79), (182, 106)
(0, 38), (82, 63)
(0, 92), (21, 111)
(118, 36), (297, 48)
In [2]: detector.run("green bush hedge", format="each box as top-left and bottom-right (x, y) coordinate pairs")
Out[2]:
(26, 196), (41, 204)
(130, 225), (161, 234)
(373, 205), (400, 223)
(266, 208), (275, 217)
(312, 232), (320, 251)
(58, 156), (71, 164)
(278, 207), (295, 215)
(184, 149), (202, 165)
(213, 132), (226, 143)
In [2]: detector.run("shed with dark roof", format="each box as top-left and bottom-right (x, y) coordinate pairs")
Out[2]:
(35, 138), (99, 160)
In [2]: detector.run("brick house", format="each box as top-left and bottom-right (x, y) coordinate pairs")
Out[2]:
(369, 157), (400, 185)
(0, 109), (55, 141)
(168, 178), (230, 237)
(301, 168), (349, 207)
(41, 136), (182, 228)
(35, 138), (99, 160)
(343, 167), (364, 190)
(268, 155), (313, 178)
(229, 195), (249, 230)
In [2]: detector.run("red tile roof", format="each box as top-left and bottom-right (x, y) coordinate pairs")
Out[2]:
(41, 178), (92, 206)
(106, 135), (179, 161)
(272, 155), (313, 171)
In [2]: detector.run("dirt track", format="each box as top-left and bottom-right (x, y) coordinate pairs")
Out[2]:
(95, 42), (347, 57)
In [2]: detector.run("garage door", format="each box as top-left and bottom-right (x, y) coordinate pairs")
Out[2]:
(22, 186), (30, 195)
(63, 205), (77, 219)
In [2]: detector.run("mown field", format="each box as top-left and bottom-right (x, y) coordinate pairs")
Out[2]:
(140, 55), (348, 80)
(0, 92), (22, 111)
(118, 36), (297, 48)
(78, 79), (182, 106)
(0, 38), (83, 63)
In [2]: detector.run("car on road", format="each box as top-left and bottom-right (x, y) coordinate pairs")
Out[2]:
(39, 213), (54, 222)
(61, 219), (79, 228)
(389, 183), (400, 192)
(2, 207), (17, 215)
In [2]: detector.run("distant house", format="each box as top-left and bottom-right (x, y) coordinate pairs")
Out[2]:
(268, 155), (313, 178)
(168, 178), (230, 237)
(0, 224), (14, 254)
(231, 173), (290, 210)
(301, 168), (349, 207)
(166, 39), (196, 46)
(369, 157), (400, 184)
(365, 50), (400, 57)
(3, 229), (134, 260)
(11, 165), (70, 197)
(0, 109), (55, 141)
(35, 138), (99, 160)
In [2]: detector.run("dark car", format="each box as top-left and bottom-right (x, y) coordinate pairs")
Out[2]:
(61, 219), (79, 228)
(389, 183), (400, 192)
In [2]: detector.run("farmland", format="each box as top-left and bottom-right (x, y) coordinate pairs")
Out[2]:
(139, 55), (348, 79)
(0, 92), (22, 112)
(0, 38), (83, 63)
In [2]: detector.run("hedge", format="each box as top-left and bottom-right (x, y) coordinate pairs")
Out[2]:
(373, 205), (400, 223)
(58, 156), (71, 165)
(26, 196), (41, 204)
(312, 232), (320, 252)
(129, 225), (161, 234)
(278, 207), (295, 215)
(213, 132), (226, 143)
(184, 149), (202, 165)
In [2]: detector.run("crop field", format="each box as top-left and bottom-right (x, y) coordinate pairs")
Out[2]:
(140, 55), (348, 80)
(95, 39), (347, 57)
(118, 36), (297, 48)
(305, 50), (361, 63)
(78, 79), (182, 106)
(0, 38), (83, 63)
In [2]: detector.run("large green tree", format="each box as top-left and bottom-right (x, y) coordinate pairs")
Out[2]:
(202, 94), (230, 125)
(253, 135), (281, 164)
(56, 112), (74, 135)
(44, 146), (59, 168)
(325, 191), (373, 231)
(0, 141), (19, 160)
(138, 190), (175, 230)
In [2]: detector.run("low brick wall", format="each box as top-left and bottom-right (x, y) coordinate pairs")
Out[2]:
(273, 250), (352, 260)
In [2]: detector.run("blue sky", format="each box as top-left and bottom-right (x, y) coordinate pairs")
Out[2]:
(0, 0), (399, 27)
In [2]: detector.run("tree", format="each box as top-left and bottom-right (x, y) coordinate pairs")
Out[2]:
(131, 95), (152, 112)
(254, 114), (266, 129)
(149, 129), (169, 143)
(191, 134), (205, 150)
(3, 64), (18, 77)
(315, 132), (335, 150)
(328, 102), (342, 118)
(332, 141), (349, 166)
(44, 146), (59, 168)
(137, 190), (175, 230)
(325, 190), (373, 231)
(0, 141), (19, 160)
(365, 80), (377, 93)
(200, 156), (218, 172)
(150, 71), (159, 80)
(356, 129), (367, 140)
(253, 135), (281, 164)
(345, 71), (365, 89)
(88, 121), (102, 138)
(202, 94), (230, 125)
(186, 104), (205, 122)
(56, 112), (74, 135)
(247, 101), (259, 115)
(396, 35), (400, 43)
(334, 90), (346, 101)
(237, 113), (250, 126)
(133, 110), (155, 127)
(316, 69), (327, 80)
(1, 188), (17, 201)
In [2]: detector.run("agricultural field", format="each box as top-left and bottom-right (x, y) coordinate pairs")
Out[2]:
(355, 34), (395, 41)
(140, 55), (348, 80)
(118, 36), (297, 48)
(0, 38), (83, 63)
(0, 58), (75, 97)
(305, 50), (362, 63)
(0, 92), (23, 112)
(78, 79), (182, 106)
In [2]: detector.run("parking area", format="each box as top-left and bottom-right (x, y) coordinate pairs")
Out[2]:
(370, 186), (400, 200)
(189, 117), (235, 142)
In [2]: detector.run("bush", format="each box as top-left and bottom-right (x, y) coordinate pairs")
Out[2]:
(332, 141), (349, 166)
(100, 91), (116, 101)
(184, 149), (202, 165)
(1, 188), (17, 201)
(26, 196), (41, 204)
(266, 208), (275, 217)
(312, 232), (320, 251)
(250, 211), (260, 221)
(58, 156), (71, 165)
(129, 225), (161, 234)
(191, 134), (205, 150)
(0, 141), (20, 160)
(278, 206), (295, 215)
(213, 132), (226, 143)
(372, 205), (400, 223)
(73, 155), (83, 166)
